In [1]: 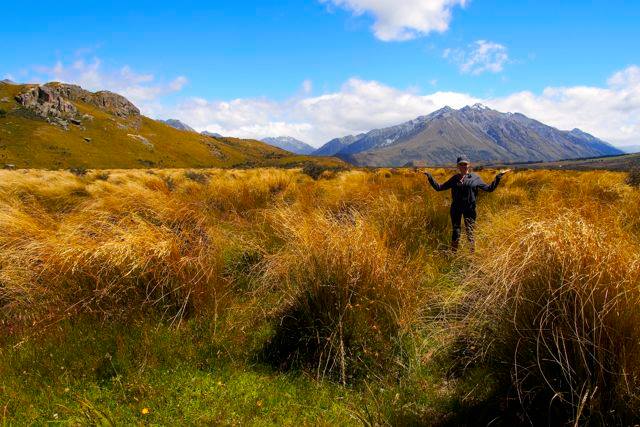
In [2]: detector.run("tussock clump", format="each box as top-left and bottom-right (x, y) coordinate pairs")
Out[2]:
(365, 193), (450, 252)
(462, 211), (640, 424)
(260, 208), (429, 384)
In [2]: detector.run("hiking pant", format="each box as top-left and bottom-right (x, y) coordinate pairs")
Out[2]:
(450, 205), (476, 251)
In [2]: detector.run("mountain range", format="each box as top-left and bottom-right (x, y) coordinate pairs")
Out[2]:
(260, 136), (316, 155)
(0, 80), (626, 169)
(0, 81), (343, 169)
(313, 104), (623, 166)
(160, 119), (195, 132)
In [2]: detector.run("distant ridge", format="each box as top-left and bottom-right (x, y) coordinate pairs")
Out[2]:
(202, 131), (223, 138)
(313, 134), (365, 156)
(160, 119), (195, 132)
(314, 104), (623, 166)
(261, 136), (315, 155)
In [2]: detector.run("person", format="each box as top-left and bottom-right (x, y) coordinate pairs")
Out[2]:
(424, 156), (511, 251)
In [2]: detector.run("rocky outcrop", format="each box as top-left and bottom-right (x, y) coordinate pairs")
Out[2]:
(128, 134), (154, 150)
(15, 83), (140, 123)
(90, 90), (140, 117)
(43, 83), (140, 117)
(15, 85), (78, 120)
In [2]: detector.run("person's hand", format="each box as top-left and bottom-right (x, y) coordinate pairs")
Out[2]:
(497, 169), (512, 177)
(423, 171), (433, 178)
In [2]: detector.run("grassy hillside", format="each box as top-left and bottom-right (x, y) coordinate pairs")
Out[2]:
(0, 82), (343, 169)
(1, 167), (638, 424)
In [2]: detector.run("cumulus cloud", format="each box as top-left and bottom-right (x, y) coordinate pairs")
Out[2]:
(31, 57), (187, 114)
(168, 66), (640, 149)
(19, 55), (640, 150)
(444, 40), (509, 75)
(490, 68), (640, 147)
(321, 0), (467, 41)
(171, 78), (478, 145)
(608, 65), (640, 87)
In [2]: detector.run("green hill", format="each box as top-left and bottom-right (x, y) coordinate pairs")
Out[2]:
(0, 81), (343, 169)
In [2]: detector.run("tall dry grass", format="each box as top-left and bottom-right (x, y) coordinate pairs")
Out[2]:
(260, 207), (434, 383)
(0, 166), (638, 423)
(460, 174), (640, 423)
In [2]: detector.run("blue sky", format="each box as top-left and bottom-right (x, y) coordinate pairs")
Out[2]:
(2, 0), (640, 147)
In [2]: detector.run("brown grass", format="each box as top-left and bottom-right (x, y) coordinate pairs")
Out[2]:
(260, 207), (433, 383)
(0, 166), (638, 423)
(461, 182), (640, 423)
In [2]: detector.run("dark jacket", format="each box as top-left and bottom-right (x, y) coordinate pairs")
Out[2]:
(427, 172), (502, 208)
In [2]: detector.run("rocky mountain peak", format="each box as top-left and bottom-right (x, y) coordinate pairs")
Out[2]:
(471, 103), (489, 110)
(160, 119), (195, 132)
(202, 131), (223, 138)
(261, 136), (315, 155)
(325, 104), (622, 166)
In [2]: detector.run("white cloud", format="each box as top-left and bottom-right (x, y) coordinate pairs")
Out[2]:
(172, 78), (478, 145)
(321, 0), (467, 41)
(20, 55), (640, 150)
(608, 65), (640, 87)
(444, 40), (509, 75)
(31, 57), (187, 113)
(169, 66), (640, 149)
(489, 68), (640, 147)
(2, 74), (15, 81)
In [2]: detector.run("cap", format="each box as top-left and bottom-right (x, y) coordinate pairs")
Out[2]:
(456, 155), (470, 165)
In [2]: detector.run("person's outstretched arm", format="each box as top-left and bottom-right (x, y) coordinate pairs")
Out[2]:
(476, 169), (511, 192)
(424, 172), (455, 192)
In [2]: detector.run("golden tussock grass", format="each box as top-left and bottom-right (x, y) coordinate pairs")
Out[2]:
(0, 166), (638, 423)
(260, 207), (434, 383)
(462, 185), (640, 422)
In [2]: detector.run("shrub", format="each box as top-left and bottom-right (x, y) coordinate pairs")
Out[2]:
(461, 212), (640, 424)
(68, 166), (88, 176)
(0, 108), (7, 118)
(185, 170), (210, 184)
(302, 162), (347, 180)
(627, 167), (640, 188)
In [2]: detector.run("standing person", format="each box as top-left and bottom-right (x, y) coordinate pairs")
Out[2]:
(424, 156), (510, 251)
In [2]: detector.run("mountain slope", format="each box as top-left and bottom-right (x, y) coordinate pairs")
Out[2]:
(332, 104), (623, 166)
(160, 119), (195, 132)
(313, 134), (365, 156)
(0, 82), (343, 169)
(261, 136), (315, 155)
